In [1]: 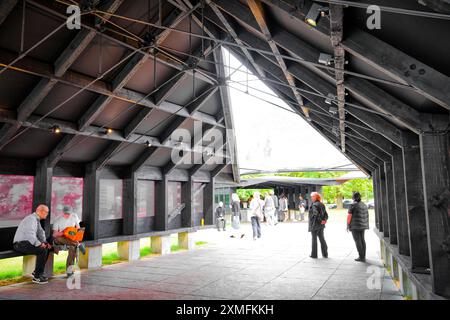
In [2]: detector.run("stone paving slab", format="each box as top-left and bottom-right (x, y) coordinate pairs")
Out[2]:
(0, 221), (403, 300)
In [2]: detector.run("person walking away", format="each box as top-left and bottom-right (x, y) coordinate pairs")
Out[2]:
(308, 192), (328, 258)
(249, 191), (264, 240)
(13, 204), (52, 284)
(230, 193), (245, 238)
(215, 202), (226, 231)
(264, 192), (276, 226)
(298, 195), (306, 221)
(347, 192), (369, 262)
(270, 190), (279, 225)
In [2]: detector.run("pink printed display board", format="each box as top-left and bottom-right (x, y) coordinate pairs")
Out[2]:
(0, 175), (34, 224)
(51, 177), (83, 223)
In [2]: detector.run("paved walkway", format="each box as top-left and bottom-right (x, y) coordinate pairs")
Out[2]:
(0, 220), (403, 300)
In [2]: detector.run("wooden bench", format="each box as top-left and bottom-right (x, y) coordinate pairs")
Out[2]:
(0, 250), (22, 260)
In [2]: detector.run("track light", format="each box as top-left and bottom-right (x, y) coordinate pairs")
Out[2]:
(145, 141), (151, 148)
(51, 125), (61, 134)
(325, 93), (335, 105)
(305, 3), (328, 27)
(318, 53), (334, 66)
(105, 128), (113, 135)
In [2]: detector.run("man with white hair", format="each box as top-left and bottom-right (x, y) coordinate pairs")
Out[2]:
(215, 201), (226, 231)
(13, 204), (52, 284)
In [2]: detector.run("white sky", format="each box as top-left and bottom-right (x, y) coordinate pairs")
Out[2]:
(222, 49), (355, 173)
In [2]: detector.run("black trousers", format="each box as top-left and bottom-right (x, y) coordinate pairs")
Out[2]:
(251, 216), (261, 238)
(13, 241), (50, 277)
(311, 228), (328, 258)
(351, 230), (366, 259)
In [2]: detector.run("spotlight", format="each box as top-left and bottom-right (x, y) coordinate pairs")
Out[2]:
(325, 93), (335, 105)
(328, 106), (338, 115)
(105, 128), (113, 135)
(145, 140), (152, 148)
(318, 53), (334, 66)
(51, 125), (61, 134)
(305, 3), (328, 27)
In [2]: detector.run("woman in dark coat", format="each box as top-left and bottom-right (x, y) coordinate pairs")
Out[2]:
(347, 192), (369, 262)
(308, 192), (328, 258)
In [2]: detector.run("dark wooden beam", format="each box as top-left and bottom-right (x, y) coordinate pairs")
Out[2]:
(46, 134), (77, 168)
(419, 0), (450, 13)
(0, 48), (223, 128)
(247, 0), (308, 117)
(0, 123), (21, 152)
(131, 146), (158, 173)
(419, 115), (450, 297)
(83, 163), (100, 240)
(186, 86), (218, 115)
(207, 0), (266, 78)
(123, 172), (137, 235)
(33, 159), (53, 235)
(402, 132), (429, 271)
(0, 0), (18, 26)
(391, 143), (411, 256)
(153, 72), (188, 106)
(123, 108), (155, 140)
(329, 3), (346, 152)
(17, 78), (57, 121)
(385, 160), (398, 245)
(94, 141), (126, 170)
(342, 28), (450, 110)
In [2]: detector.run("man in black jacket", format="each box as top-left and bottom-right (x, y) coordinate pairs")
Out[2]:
(308, 192), (328, 258)
(347, 192), (369, 262)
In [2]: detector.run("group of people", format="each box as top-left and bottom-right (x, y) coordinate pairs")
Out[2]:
(215, 190), (370, 262)
(12, 204), (86, 284)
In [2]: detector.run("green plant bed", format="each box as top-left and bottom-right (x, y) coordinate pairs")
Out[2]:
(195, 241), (208, 246)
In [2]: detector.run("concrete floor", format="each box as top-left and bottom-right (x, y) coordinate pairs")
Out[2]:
(0, 221), (403, 300)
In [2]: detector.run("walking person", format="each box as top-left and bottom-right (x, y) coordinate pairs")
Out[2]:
(249, 191), (264, 240)
(215, 202), (226, 231)
(12, 204), (52, 284)
(298, 195), (306, 221)
(271, 190), (279, 225)
(264, 192), (276, 226)
(279, 194), (288, 222)
(347, 192), (369, 262)
(308, 192), (328, 258)
(230, 193), (245, 238)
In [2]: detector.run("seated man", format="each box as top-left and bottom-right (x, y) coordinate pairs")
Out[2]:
(52, 206), (85, 276)
(13, 204), (52, 284)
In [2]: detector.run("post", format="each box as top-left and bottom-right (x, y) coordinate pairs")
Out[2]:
(83, 163), (100, 240)
(33, 159), (53, 235)
(155, 175), (169, 231)
(181, 177), (194, 228)
(402, 133), (429, 272)
(123, 172), (138, 235)
(379, 165), (389, 237)
(204, 177), (215, 226)
(372, 170), (380, 230)
(419, 116), (450, 297)
(391, 145), (410, 255)
(384, 161), (398, 244)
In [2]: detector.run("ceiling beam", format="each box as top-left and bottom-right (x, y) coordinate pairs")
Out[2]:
(186, 85), (219, 114)
(0, 48), (224, 129)
(131, 146), (158, 173)
(0, 123), (21, 151)
(94, 141), (126, 170)
(206, 0), (266, 78)
(329, 4), (346, 152)
(258, 0), (450, 111)
(246, 0), (308, 117)
(419, 0), (450, 13)
(45, 134), (78, 168)
(0, 0), (18, 26)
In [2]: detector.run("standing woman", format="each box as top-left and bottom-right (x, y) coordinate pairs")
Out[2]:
(308, 192), (328, 258)
(347, 192), (369, 262)
(280, 194), (288, 222)
(230, 193), (245, 238)
(249, 191), (264, 240)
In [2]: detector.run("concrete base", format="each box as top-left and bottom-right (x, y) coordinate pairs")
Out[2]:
(151, 235), (171, 255)
(178, 232), (195, 250)
(79, 245), (102, 269)
(22, 255), (36, 277)
(117, 240), (140, 261)
(44, 252), (54, 277)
